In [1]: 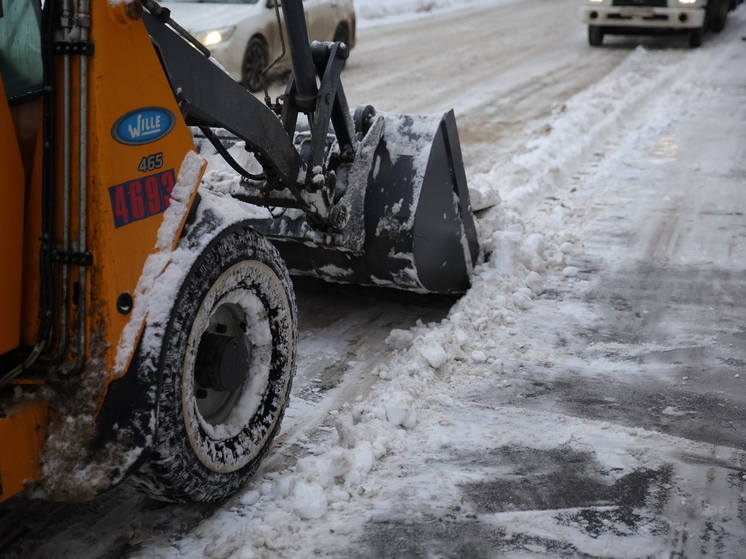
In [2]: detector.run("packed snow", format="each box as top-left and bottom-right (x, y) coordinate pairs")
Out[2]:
(355, 0), (522, 27)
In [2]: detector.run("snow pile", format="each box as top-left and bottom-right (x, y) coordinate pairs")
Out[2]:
(469, 46), (701, 218)
(129, 212), (575, 556)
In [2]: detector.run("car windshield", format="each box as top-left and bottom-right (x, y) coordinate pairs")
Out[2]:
(166, 0), (260, 3)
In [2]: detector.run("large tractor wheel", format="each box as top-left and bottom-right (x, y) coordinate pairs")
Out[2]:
(130, 224), (297, 502)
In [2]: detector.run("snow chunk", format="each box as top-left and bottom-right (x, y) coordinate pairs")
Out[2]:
(469, 183), (502, 211)
(386, 328), (415, 350)
(526, 233), (546, 258)
(415, 337), (448, 369)
(513, 291), (534, 311)
(453, 328), (469, 348)
(384, 392), (417, 429)
(525, 271), (545, 295)
(520, 247), (544, 272)
(293, 481), (327, 520)
(428, 394), (455, 407)
(350, 441), (376, 475)
(335, 420), (360, 449)
(472, 350), (488, 363)
(489, 229), (522, 275)
(662, 406), (692, 416)
(240, 490), (261, 506)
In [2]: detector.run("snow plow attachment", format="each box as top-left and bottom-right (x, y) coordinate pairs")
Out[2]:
(251, 110), (480, 293)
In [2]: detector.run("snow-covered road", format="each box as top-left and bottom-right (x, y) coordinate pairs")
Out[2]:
(2, 0), (746, 557)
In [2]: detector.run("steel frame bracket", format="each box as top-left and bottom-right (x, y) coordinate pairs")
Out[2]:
(51, 250), (93, 266)
(54, 41), (95, 56)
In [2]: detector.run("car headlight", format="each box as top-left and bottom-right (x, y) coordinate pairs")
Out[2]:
(194, 27), (235, 47)
(677, 0), (697, 4)
(588, 0), (605, 3)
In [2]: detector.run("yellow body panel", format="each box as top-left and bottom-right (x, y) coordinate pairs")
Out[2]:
(2, 1), (204, 502)
(0, 77), (26, 355)
(0, 399), (48, 503)
(73, 2), (198, 375)
(19, 112), (43, 347)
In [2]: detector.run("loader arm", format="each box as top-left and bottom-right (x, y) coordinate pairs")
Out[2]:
(142, 0), (479, 292)
(143, 11), (306, 199)
(142, 0), (355, 226)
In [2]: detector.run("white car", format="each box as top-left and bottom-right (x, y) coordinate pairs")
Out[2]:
(580, 0), (731, 48)
(161, 0), (356, 92)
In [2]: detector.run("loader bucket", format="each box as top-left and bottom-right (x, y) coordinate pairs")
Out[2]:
(252, 110), (480, 294)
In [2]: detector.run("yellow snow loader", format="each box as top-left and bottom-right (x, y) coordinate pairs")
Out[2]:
(0, 0), (478, 503)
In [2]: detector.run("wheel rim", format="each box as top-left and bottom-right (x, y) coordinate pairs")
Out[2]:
(194, 302), (253, 426)
(182, 261), (281, 473)
(244, 41), (267, 91)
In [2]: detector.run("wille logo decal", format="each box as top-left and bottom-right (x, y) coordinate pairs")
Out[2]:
(112, 107), (176, 145)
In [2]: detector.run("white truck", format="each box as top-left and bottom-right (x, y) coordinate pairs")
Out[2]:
(581, 0), (734, 47)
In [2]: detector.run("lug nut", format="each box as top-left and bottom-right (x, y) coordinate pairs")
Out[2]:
(329, 204), (349, 230)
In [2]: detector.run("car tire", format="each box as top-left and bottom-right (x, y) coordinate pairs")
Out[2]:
(710, 12), (727, 32)
(129, 224), (297, 502)
(242, 37), (269, 93)
(333, 23), (350, 47)
(688, 26), (703, 47)
(333, 23), (351, 69)
(708, 0), (728, 31)
(588, 25), (604, 46)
